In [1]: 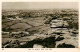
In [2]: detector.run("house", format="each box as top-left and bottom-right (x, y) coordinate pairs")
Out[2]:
(10, 32), (20, 38)
(2, 31), (9, 35)
(10, 31), (29, 38)
(16, 16), (23, 20)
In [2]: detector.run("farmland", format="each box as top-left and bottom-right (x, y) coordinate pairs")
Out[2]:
(2, 9), (78, 48)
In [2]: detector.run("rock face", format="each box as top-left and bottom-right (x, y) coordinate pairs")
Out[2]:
(50, 18), (69, 34)
(50, 19), (63, 28)
(50, 18), (78, 48)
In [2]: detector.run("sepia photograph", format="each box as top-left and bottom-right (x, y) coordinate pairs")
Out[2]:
(2, 2), (78, 48)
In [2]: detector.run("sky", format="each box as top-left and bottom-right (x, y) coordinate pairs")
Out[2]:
(2, 2), (78, 10)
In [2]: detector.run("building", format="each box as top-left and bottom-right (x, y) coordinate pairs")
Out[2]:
(10, 31), (29, 38)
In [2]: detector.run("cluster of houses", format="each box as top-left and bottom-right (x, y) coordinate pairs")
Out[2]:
(7, 16), (23, 22)
(2, 31), (30, 38)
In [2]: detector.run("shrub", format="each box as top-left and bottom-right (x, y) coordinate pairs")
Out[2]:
(42, 37), (56, 48)
(44, 18), (52, 24)
(26, 37), (56, 48)
(26, 38), (43, 48)
(57, 43), (75, 48)
(56, 36), (64, 41)
(2, 28), (6, 31)
(29, 30), (39, 34)
(68, 21), (78, 29)
(18, 37), (56, 48)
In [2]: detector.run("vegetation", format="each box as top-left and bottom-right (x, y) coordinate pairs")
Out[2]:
(68, 21), (78, 29)
(42, 37), (56, 48)
(7, 15), (15, 18)
(29, 30), (39, 34)
(2, 15), (6, 19)
(18, 36), (65, 48)
(57, 43), (75, 48)
(2, 9), (78, 48)
(17, 37), (56, 48)
(56, 36), (64, 41)
(44, 17), (52, 24)
(2, 28), (6, 31)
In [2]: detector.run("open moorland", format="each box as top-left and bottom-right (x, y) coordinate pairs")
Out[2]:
(2, 9), (78, 48)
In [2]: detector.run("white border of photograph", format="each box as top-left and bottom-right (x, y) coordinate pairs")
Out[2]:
(0, 0), (80, 52)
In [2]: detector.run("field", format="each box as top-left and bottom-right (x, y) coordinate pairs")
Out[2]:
(2, 9), (78, 48)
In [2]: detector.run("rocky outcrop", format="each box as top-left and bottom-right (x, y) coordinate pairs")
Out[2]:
(50, 18), (78, 48)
